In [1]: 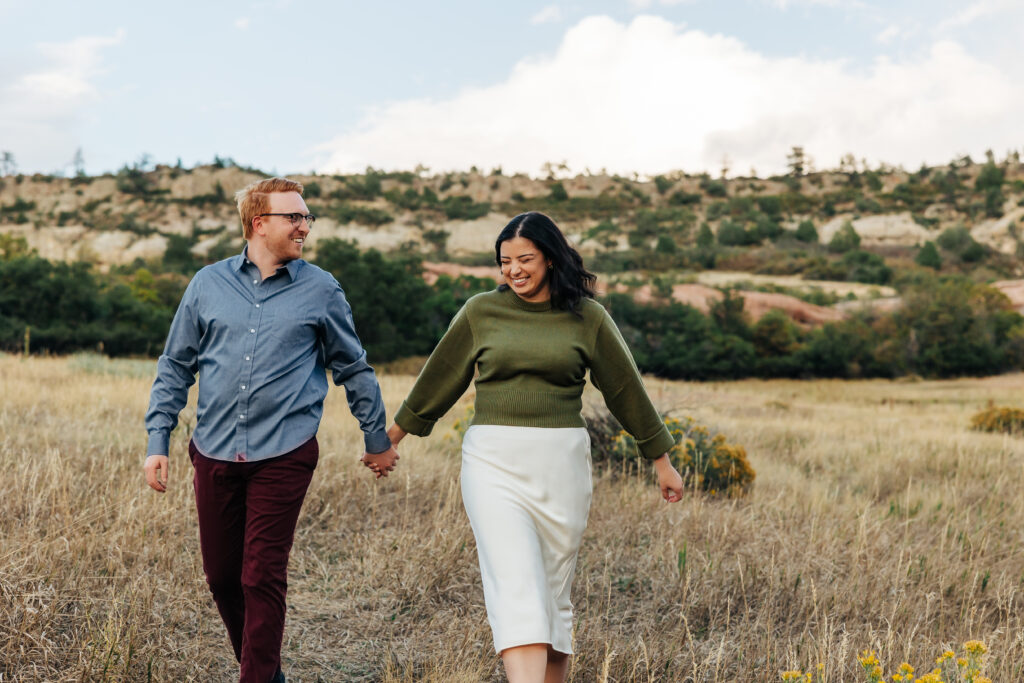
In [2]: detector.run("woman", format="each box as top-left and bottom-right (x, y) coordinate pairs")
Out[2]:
(384, 211), (684, 683)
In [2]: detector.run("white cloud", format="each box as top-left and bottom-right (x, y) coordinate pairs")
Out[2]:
(937, 0), (1017, 30)
(235, 17), (251, 30)
(875, 24), (900, 44)
(313, 15), (1023, 177)
(764, 0), (856, 9)
(0, 30), (124, 172)
(628, 0), (693, 8)
(531, 5), (563, 24)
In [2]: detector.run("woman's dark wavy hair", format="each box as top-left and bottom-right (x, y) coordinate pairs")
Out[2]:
(495, 211), (597, 316)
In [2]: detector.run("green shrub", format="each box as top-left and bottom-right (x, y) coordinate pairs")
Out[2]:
(961, 240), (985, 262)
(705, 200), (728, 221)
(441, 196), (490, 220)
(695, 223), (714, 247)
(0, 197), (36, 216)
(864, 171), (883, 191)
(324, 203), (394, 226)
(795, 220), (818, 243)
(718, 218), (759, 246)
(340, 171), (382, 200)
(975, 162), (1004, 192)
(669, 190), (701, 206)
(655, 235), (677, 253)
(584, 220), (617, 242)
(970, 406), (1024, 435)
(754, 214), (783, 241)
(854, 196), (882, 213)
(841, 250), (892, 284)
(756, 195), (782, 218)
(937, 226), (973, 252)
(700, 177), (727, 198)
(547, 182), (568, 201)
(828, 221), (861, 253)
(915, 241), (942, 269)
(984, 187), (1005, 218)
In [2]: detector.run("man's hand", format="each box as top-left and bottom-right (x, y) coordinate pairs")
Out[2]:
(144, 454), (169, 493)
(360, 446), (399, 479)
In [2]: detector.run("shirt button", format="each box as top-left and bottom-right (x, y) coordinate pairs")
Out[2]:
(255, 303), (260, 308)
(241, 384), (246, 390)
(245, 355), (251, 361)
(253, 279), (257, 284)
(250, 328), (256, 333)
(239, 414), (245, 420)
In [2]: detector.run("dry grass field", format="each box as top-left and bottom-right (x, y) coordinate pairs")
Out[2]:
(2, 354), (1024, 682)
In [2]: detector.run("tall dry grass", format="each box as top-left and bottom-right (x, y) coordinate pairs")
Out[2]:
(2, 354), (1023, 681)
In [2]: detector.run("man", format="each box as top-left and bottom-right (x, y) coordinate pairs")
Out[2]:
(144, 177), (399, 683)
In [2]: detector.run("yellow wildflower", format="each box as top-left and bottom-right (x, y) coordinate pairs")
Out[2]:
(963, 640), (987, 656)
(859, 650), (881, 667)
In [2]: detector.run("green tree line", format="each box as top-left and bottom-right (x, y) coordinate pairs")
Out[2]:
(1, 239), (1022, 379)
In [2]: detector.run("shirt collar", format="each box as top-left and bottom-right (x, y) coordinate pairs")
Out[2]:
(235, 245), (303, 282)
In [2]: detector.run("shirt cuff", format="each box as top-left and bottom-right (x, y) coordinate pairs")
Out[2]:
(636, 425), (675, 460)
(394, 401), (436, 437)
(364, 429), (392, 454)
(147, 431), (170, 458)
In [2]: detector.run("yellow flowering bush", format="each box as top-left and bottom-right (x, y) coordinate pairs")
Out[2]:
(609, 415), (755, 495)
(969, 406), (1024, 435)
(782, 641), (989, 683)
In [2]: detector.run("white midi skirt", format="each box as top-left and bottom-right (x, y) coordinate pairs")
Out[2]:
(461, 424), (593, 655)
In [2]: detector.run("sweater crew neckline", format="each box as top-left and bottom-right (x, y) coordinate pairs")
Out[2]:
(503, 287), (553, 312)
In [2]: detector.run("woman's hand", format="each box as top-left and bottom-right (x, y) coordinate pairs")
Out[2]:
(387, 423), (408, 448)
(653, 454), (683, 503)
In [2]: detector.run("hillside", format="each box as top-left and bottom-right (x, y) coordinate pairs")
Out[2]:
(1, 154), (1022, 282)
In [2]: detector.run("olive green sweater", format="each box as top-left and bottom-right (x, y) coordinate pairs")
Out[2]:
(394, 288), (674, 460)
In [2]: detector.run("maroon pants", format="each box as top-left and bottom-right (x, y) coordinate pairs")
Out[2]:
(189, 437), (318, 683)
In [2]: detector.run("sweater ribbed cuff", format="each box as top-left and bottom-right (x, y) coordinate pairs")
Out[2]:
(394, 401), (436, 437)
(636, 425), (675, 460)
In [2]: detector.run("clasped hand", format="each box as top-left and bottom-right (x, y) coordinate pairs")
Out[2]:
(360, 445), (400, 478)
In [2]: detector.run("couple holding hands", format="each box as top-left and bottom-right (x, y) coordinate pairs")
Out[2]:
(144, 177), (683, 683)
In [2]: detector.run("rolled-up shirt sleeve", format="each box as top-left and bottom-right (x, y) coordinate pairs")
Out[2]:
(145, 276), (201, 457)
(322, 280), (390, 454)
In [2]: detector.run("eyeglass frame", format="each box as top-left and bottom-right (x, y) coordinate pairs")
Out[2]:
(257, 212), (317, 228)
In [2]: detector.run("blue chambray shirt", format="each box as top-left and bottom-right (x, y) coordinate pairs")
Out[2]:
(145, 248), (391, 462)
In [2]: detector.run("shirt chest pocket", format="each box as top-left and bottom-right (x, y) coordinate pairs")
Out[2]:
(265, 308), (319, 352)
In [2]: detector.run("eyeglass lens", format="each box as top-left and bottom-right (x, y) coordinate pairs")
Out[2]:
(289, 213), (315, 227)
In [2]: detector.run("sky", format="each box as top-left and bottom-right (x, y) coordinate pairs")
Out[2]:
(1, 0), (1021, 178)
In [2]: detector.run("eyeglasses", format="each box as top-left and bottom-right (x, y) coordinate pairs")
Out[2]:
(258, 213), (317, 228)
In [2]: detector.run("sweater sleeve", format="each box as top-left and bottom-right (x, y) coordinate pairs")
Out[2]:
(589, 310), (675, 460)
(394, 304), (476, 436)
